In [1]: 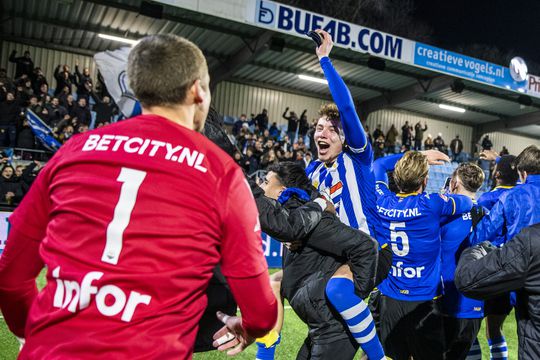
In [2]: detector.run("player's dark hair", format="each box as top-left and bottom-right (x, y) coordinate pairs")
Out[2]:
(454, 162), (484, 193)
(267, 162), (313, 193)
(515, 145), (540, 175)
(128, 34), (208, 107)
(495, 155), (518, 186)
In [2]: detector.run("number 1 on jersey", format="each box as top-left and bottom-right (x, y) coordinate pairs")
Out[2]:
(101, 168), (147, 265)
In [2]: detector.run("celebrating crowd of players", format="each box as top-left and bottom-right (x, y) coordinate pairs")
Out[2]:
(0, 29), (539, 360)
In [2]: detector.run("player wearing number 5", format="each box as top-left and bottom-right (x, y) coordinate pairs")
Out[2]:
(371, 151), (473, 360)
(0, 34), (277, 359)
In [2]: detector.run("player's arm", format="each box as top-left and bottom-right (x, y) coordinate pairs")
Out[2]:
(249, 177), (325, 242)
(436, 193), (473, 217)
(455, 225), (537, 300)
(468, 196), (507, 245)
(316, 30), (368, 154)
(0, 161), (52, 338)
(307, 216), (379, 298)
(373, 153), (403, 197)
(218, 166), (277, 341)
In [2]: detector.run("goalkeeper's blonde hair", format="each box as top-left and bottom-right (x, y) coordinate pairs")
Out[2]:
(393, 151), (429, 193)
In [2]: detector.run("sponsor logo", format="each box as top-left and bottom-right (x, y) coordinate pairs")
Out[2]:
(52, 267), (151, 322)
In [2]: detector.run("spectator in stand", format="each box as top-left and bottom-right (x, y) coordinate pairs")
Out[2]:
(365, 124), (373, 145)
(414, 121), (428, 150)
(17, 118), (35, 149)
(232, 114), (249, 136)
(424, 133), (434, 150)
(9, 50), (34, 78)
(62, 94), (76, 115)
(302, 152), (313, 169)
(295, 136), (307, 153)
(260, 149), (279, 168)
(27, 95), (42, 114)
(20, 160), (43, 192)
(74, 60), (93, 100)
(57, 124), (74, 144)
(373, 124), (384, 141)
(450, 135), (464, 162)
(14, 165), (24, 180)
(0, 68), (14, 91)
(374, 134), (385, 159)
(307, 119), (317, 156)
(0, 165), (23, 205)
(385, 124), (398, 154)
(401, 121), (413, 150)
(45, 97), (68, 128)
(241, 148), (259, 174)
(283, 107), (299, 141)
(37, 83), (50, 101)
(30, 67), (48, 95)
(71, 97), (92, 126)
(298, 110), (309, 143)
(434, 133), (445, 152)
(16, 78), (34, 105)
(254, 109), (269, 132)
(0, 89), (23, 147)
(77, 124), (89, 134)
(269, 122), (279, 139)
(53, 64), (76, 96)
(481, 135), (493, 151)
(500, 146), (509, 156)
(91, 94), (117, 126)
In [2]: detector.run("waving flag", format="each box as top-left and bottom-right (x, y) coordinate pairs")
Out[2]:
(94, 47), (141, 118)
(26, 110), (62, 152)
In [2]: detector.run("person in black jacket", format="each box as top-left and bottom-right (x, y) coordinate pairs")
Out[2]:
(455, 224), (540, 360)
(283, 107), (300, 142)
(0, 90), (23, 147)
(0, 165), (23, 205)
(257, 161), (387, 360)
(70, 97), (92, 126)
(9, 50), (34, 78)
(53, 65), (76, 96)
(75, 60), (93, 100)
(195, 107), (326, 354)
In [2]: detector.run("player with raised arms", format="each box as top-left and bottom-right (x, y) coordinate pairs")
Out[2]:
(305, 29), (389, 359)
(0, 34), (277, 359)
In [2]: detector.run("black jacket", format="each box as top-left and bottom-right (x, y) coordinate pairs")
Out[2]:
(9, 52), (34, 78)
(455, 224), (540, 360)
(254, 187), (381, 343)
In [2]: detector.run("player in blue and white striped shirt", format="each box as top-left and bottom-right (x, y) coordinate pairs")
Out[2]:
(305, 30), (386, 360)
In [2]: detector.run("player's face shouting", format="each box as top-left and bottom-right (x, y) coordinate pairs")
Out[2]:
(314, 116), (343, 164)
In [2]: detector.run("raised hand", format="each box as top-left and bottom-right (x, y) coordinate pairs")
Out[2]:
(315, 29), (333, 60)
(479, 149), (499, 161)
(421, 149), (450, 165)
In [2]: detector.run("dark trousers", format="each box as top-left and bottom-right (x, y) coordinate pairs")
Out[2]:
(0, 126), (17, 147)
(443, 316), (482, 360)
(373, 294), (444, 360)
(296, 336), (358, 360)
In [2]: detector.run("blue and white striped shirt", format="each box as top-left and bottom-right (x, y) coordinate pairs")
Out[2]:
(306, 57), (380, 237)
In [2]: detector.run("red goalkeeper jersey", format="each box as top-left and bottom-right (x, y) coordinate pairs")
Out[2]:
(0, 114), (276, 359)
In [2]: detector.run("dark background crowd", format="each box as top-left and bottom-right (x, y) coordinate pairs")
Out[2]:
(0, 50), (119, 151)
(228, 108), (508, 182)
(0, 49), (513, 206)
